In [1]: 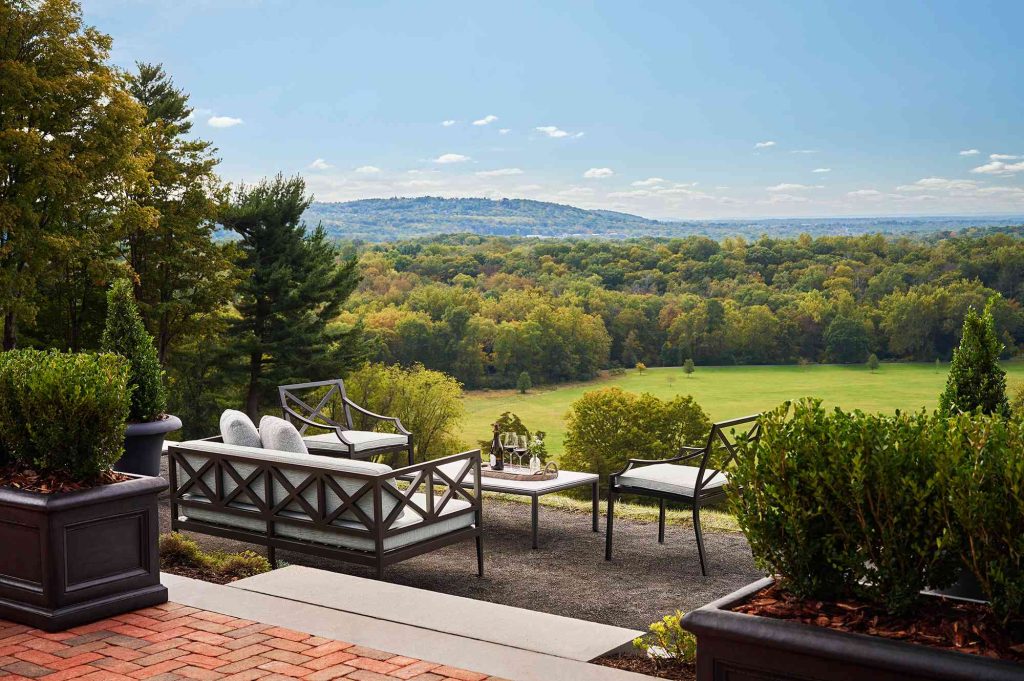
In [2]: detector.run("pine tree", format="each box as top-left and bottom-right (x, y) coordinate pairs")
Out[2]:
(102, 279), (167, 422)
(938, 303), (1009, 416)
(683, 358), (695, 377)
(222, 175), (368, 418)
(516, 371), (532, 394)
(866, 353), (879, 373)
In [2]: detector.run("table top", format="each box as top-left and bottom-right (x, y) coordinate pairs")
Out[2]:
(468, 467), (598, 494)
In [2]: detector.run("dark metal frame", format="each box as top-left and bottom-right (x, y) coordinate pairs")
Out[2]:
(605, 414), (761, 576)
(279, 379), (414, 466)
(168, 439), (483, 579)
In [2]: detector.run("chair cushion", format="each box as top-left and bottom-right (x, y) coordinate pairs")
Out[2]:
(220, 410), (262, 448)
(260, 415), (309, 454)
(305, 431), (409, 453)
(173, 440), (398, 523)
(616, 464), (727, 497)
(181, 492), (474, 553)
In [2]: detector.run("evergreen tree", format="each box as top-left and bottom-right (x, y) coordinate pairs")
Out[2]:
(516, 371), (532, 394)
(866, 353), (879, 373)
(938, 304), (1009, 416)
(124, 63), (239, 363)
(102, 279), (167, 422)
(222, 175), (368, 418)
(683, 358), (695, 377)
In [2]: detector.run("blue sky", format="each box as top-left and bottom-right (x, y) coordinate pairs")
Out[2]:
(86, 0), (1024, 219)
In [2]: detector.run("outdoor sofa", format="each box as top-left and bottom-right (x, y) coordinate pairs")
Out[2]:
(167, 438), (484, 578)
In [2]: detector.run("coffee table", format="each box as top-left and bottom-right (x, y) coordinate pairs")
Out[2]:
(466, 469), (600, 549)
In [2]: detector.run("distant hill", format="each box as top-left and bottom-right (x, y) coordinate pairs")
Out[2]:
(302, 196), (1024, 242)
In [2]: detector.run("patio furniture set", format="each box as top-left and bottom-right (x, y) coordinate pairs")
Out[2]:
(168, 379), (759, 579)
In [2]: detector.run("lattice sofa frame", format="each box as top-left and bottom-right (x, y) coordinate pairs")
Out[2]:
(168, 439), (483, 579)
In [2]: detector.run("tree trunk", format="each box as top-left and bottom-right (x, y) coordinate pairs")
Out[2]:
(3, 311), (16, 350)
(245, 351), (262, 420)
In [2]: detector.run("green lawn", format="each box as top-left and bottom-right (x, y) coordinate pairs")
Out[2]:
(462, 362), (1024, 461)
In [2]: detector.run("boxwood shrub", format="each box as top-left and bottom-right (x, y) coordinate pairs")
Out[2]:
(0, 349), (131, 480)
(730, 399), (960, 616)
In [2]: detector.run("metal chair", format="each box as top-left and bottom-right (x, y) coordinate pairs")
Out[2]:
(604, 414), (761, 575)
(279, 379), (414, 466)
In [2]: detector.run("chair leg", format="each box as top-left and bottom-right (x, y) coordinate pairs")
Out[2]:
(407, 444), (414, 467)
(267, 545), (277, 569)
(476, 534), (485, 577)
(693, 504), (707, 576)
(375, 561), (385, 580)
(605, 490), (616, 560)
(658, 499), (666, 544)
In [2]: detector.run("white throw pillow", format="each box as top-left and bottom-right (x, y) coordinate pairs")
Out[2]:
(260, 415), (309, 455)
(220, 409), (262, 448)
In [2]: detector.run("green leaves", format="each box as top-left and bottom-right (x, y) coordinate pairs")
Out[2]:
(102, 279), (167, 422)
(938, 303), (1009, 417)
(0, 349), (130, 478)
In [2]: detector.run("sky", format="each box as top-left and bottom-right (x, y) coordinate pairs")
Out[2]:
(84, 0), (1024, 220)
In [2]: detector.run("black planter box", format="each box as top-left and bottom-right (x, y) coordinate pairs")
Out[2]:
(0, 475), (168, 632)
(682, 577), (1022, 681)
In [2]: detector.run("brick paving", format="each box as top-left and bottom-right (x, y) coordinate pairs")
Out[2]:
(0, 604), (504, 681)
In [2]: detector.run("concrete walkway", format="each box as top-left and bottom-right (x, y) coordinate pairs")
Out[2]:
(164, 572), (650, 681)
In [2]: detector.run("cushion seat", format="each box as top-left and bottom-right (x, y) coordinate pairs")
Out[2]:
(304, 431), (408, 453)
(616, 464), (728, 497)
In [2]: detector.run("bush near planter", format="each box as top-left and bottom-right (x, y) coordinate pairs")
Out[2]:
(102, 278), (167, 423)
(729, 399), (960, 616)
(0, 349), (130, 479)
(939, 414), (1024, 624)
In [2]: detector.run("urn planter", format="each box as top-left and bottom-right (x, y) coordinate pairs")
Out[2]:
(116, 414), (182, 477)
(681, 577), (1022, 681)
(0, 474), (168, 632)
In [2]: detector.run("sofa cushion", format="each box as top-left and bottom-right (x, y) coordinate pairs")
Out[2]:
(180, 492), (474, 553)
(220, 410), (262, 448)
(616, 464), (727, 497)
(260, 415), (309, 454)
(305, 431), (409, 453)
(173, 440), (400, 523)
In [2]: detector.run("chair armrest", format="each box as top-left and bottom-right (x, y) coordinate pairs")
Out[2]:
(609, 447), (705, 484)
(345, 399), (412, 436)
(379, 450), (482, 529)
(282, 408), (356, 447)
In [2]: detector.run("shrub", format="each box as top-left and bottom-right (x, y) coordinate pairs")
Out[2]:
(563, 388), (709, 490)
(0, 349), (130, 479)
(516, 371), (532, 394)
(102, 279), (167, 422)
(159, 533), (271, 583)
(632, 611), (696, 667)
(937, 414), (1024, 624)
(477, 411), (531, 450)
(938, 303), (1009, 417)
(215, 551), (273, 581)
(730, 399), (959, 615)
(866, 353), (879, 372)
(683, 358), (695, 377)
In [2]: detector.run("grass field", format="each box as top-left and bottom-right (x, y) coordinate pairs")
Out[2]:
(462, 362), (1024, 461)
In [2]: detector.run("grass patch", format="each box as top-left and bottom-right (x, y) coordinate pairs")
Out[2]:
(160, 532), (271, 584)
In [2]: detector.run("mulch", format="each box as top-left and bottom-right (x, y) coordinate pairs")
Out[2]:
(594, 654), (695, 680)
(0, 465), (129, 494)
(735, 583), (1024, 662)
(160, 563), (239, 585)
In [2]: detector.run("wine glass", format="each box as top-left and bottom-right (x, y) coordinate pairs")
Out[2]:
(500, 432), (516, 464)
(517, 434), (529, 467)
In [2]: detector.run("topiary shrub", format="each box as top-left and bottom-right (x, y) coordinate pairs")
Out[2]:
(102, 279), (167, 423)
(563, 387), (710, 491)
(0, 349), (131, 479)
(938, 303), (1009, 417)
(730, 399), (959, 615)
(938, 413), (1024, 624)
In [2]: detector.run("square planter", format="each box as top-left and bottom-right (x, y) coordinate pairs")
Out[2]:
(682, 577), (1022, 681)
(0, 474), (168, 632)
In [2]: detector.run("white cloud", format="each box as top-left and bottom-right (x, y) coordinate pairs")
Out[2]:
(498, 128), (511, 135)
(790, 149), (817, 154)
(441, 120), (456, 127)
(535, 125), (583, 139)
(473, 114), (499, 126)
(208, 115), (243, 128)
(475, 168), (524, 177)
(971, 161), (1024, 176)
(959, 149), (980, 156)
(766, 183), (822, 192)
(308, 158), (331, 170)
(754, 140), (776, 148)
(847, 189), (883, 197)
(812, 168), (831, 173)
(355, 165), (381, 174)
(632, 177), (667, 187)
(897, 177), (980, 191)
(766, 193), (809, 203)
(583, 167), (614, 179)
(434, 153), (471, 164)
(558, 186), (595, 198)
(990, 153), (1019, 160)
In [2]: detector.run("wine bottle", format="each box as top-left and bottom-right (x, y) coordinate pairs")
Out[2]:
(489, 423), (504, 471)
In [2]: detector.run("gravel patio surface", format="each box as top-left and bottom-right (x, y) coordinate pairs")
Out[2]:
(158, 461), (762, 632)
